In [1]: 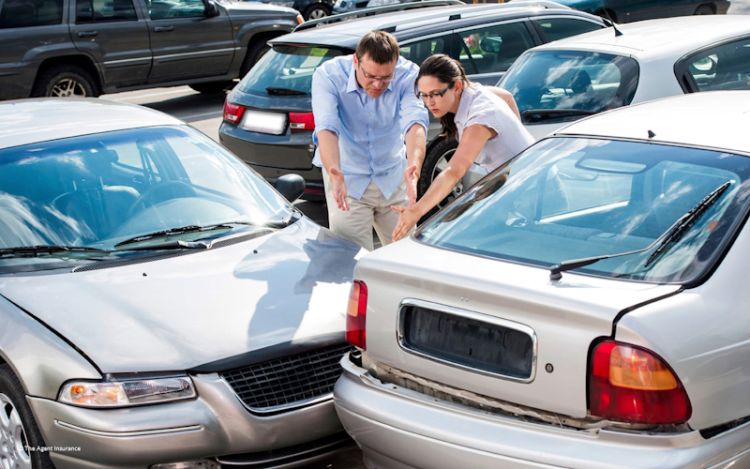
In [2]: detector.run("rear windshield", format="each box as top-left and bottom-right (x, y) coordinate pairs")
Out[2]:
(417, 137), (750, 284)
(238, 45), (346, 95)
(500, 50), (639, 125)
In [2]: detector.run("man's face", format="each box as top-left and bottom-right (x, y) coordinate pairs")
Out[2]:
(354, 53), (397, 98)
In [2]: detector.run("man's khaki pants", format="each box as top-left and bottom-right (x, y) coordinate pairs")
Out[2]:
(323, 170), (407, 251)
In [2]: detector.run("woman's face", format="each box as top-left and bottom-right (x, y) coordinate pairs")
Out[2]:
(417, 75), (461, 118)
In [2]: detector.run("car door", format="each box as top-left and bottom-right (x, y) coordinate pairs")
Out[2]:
(529, 16), (605, 44)
(144, 0), (234, 82)
(71, 0), (151, 87)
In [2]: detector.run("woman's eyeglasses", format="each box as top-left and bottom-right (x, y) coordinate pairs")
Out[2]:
(417, 85), (453, 101)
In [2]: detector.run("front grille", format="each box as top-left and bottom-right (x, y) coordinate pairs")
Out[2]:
(221, 343), (352, 413)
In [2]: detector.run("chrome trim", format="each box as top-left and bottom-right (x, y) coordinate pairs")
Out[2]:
(103, 57), (152, 65)
(55, 420), (203, 437)
(397, 298), (537, 383)
(153, 48), (237, 61)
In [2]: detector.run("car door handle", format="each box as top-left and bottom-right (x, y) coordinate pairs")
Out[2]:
(153, 26), (175, 32)
(77, 31), (98, 38)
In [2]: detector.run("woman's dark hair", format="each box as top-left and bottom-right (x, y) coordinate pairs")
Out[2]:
(416, 54), (470, 139)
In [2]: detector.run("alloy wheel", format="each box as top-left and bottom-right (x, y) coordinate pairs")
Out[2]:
(308, 7), (328, 19)
(431, 149), (462, 208)
(0, 393), (32, 469)
(50, 78), (88, 97)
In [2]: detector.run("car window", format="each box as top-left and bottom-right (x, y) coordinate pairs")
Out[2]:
(0, 0), (63, 27)
(501, 50), (639, 125)
(146, 0), (205, 20)
(417, 137), (750, 284)
(401, 33), (471, 72)
(683, 36), (750, 92)
(531, 18), (603, 43)
(457, 22), (535, 75)
(238, 45), (346, 95)
(77, 0), (138, 23)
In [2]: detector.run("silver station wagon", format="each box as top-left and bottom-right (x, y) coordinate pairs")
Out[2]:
(0, 99), (360, 468)
(334, 91), (750, 468)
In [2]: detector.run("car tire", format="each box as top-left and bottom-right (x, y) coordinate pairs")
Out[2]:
(189, 81), (233, 94)
(31, 65), (98, 98)
(417, 137), (459, 221)
(304, 3), (331, 20)
(240, 40), (271, 78)
(693, 4), (715, 14)
(0, 364), (54, 469)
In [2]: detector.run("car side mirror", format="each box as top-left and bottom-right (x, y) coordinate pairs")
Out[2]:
(274, 174), (305, 202)
(203, 0), (219, 17)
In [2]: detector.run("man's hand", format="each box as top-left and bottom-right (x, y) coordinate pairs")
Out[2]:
(328, 167), (349, 211)
(391, 204), (420, 241)
(403, 163), (420, 206)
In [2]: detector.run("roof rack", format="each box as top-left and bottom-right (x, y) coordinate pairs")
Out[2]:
(501, 0), (570, 10)
(293, 0), (465, 32)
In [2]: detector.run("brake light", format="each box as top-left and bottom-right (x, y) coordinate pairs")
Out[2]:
(289, 112), (315, 132)
(223, 99), (245, 124)
(346, 280), (367, 349)
(589, 340), (691, 424)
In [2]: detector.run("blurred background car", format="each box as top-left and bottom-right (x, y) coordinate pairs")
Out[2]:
(548, 0), (730, 22)
(333, 0), (438, 15)
(219, 0), (606, 200)
(335, 90), (750, 469)
(0, 98), (361, 468)
(256, 0), (336, 20)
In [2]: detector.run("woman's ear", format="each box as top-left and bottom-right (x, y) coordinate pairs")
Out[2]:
(454, 79), (463, 94)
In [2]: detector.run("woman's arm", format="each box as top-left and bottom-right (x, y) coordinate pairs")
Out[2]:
(391, 124), (495, 241)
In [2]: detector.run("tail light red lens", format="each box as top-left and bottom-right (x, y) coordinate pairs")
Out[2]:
(346, 280), (367, 349)
(589, 340), (691, 425)
(289, 112), (315, 132)
(223, 99), (245, 124)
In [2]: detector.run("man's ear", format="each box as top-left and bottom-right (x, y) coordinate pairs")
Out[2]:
(353, 54), (359, 66)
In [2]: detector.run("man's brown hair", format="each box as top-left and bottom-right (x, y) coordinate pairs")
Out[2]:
(355, 30), (399, 64)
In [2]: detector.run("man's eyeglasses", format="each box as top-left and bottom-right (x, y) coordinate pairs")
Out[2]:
(416, 85), (453, 101)
(358, 63), (394, 83)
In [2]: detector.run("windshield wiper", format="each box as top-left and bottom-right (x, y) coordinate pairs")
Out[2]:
(522, 109), (597, 124)
(549, 180), (733, 281)
(114, 222), (258, 249)
(266, 87), (307, 96)
(0, 245), (111, 259)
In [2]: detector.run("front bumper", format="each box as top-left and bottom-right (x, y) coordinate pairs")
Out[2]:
(334, 352), (750, 469)
(29, 373), (346, 469)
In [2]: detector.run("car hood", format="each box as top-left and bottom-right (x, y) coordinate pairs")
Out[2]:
(0, 218), (362, 373)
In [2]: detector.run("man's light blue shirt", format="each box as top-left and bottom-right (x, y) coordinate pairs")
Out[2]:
(311, 55), (429, 200)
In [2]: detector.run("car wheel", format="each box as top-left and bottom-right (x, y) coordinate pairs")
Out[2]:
(189, 81), (233, 94)
(417, 137), (459, 220)
(693, 4), (715, 14)
(304, 3), (331, 20)
(32, 65), (98, 98)
(240, 40), (271, 78)
(0, 365), (54, 469)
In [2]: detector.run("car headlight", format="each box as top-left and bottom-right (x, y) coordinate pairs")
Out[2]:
(59, 376), (196, 408)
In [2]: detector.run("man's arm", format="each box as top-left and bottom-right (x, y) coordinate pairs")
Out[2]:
(317, 130), (349, 211)
(399, 64), (429, 205)
(403, 123), (426, 205)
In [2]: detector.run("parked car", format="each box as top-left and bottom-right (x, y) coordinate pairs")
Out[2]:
(220, 0), (606, 199)
(256, 0), (335, 19)
(548, 0), (730, 22)
(333, 0), (435, 15)
(334, 90), (750, 469)
(0, 0), (303, 100)
(0, 98), (361, 468)
(499, 15), (750, 140)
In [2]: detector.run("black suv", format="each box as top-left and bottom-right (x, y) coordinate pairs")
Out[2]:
(0, 0), (302, 99)
(219, 0), (605, 200)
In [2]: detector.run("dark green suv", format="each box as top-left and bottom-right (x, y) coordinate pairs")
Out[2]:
(0, 0), (302, 99)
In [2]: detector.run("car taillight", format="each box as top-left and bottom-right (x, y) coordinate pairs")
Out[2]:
(589, 340), (691, 425)
(346, 280), (367, 349)
(289, 112), (315, 132)
(223, 99), (245, 124)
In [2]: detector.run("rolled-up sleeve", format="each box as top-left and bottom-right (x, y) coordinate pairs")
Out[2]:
(311, 66), (341, 143)
(398, 66), (429, 136)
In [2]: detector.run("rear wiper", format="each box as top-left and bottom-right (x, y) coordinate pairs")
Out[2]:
(549, 180), (733, 280)
(266, 87), (307, 96)
(522, 109), (597, 124)
(0, 245), (110, 259)
(114, 222), (258, 249)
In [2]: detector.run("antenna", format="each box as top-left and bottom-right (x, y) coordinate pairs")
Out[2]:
(598, 11), (623, 37)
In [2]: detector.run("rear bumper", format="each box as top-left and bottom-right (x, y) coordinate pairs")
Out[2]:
(334, 353), (750, 469)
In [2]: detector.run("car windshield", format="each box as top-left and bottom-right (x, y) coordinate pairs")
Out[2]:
(417, 137), (750, 284)
(500, 50), (639, 125)
(0, 126), (292, 269)
(238, 45), (346, 95)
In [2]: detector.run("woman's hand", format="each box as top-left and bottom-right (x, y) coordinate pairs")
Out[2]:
(391, 204), (421, 241)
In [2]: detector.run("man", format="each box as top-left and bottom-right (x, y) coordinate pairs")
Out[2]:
(311, 30), (428, 250)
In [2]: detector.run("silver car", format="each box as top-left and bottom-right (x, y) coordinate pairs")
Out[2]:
(0, 99), (361, 468)
(334, 91), (750, 468)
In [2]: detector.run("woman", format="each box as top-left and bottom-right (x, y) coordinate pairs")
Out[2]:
(391, 54), (533, 241)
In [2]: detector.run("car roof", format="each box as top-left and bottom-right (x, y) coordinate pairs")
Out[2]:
(532, 15), (750, 58)
(272, 1), (600, 48)
(0, 98), (183, 150)
(555, 91), (750, 155)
